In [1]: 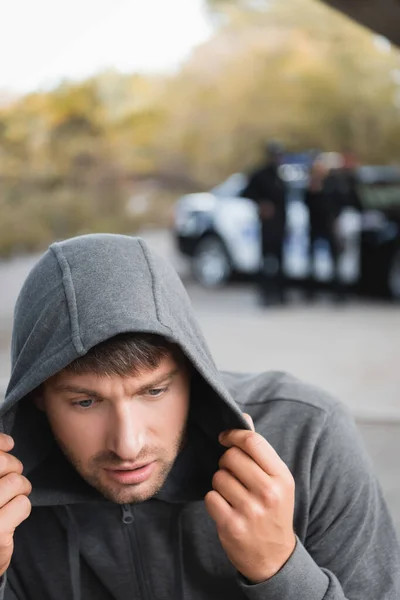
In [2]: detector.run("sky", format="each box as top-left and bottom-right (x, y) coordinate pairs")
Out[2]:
(0, 0), (212, 94)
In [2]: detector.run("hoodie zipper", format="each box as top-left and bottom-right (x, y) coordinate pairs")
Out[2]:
(121, 504), (150, 600)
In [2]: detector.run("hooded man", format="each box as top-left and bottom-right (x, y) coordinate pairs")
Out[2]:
(0, 233), (398, 600)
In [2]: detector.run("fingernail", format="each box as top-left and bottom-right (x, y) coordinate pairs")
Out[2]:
(219, 430), (232, 442)
(2, 434), (13, 447)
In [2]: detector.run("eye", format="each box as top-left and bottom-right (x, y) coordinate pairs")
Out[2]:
(72, 399), (97, 409)
(147, 386), (169, 398)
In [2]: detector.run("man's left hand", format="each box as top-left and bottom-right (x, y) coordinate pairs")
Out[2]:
(204, 414), (296, 584)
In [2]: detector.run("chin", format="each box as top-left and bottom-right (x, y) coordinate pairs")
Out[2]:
(124, 479), (167, 503)
(103, 485), (156, 505)
(92, 469), (169, 505)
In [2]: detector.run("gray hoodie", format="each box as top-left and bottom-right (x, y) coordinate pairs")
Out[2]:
(0, 233), (399, 600)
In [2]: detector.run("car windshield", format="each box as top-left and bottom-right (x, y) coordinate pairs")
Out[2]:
(210, 164), (309, 199)
(210, 173), (248, 197)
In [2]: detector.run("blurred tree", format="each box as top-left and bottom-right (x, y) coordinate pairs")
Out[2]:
(1, 0), (400, 256)
(167, 0), (400, 175)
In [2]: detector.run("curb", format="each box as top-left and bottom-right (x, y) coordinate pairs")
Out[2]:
(354, 412), (400, 426)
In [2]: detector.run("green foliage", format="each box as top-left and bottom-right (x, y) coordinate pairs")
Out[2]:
(1, 0), (400, 256)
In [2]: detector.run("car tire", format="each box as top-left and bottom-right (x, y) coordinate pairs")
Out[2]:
(388, 248), (400, 300)
(191, 235), (232, 288)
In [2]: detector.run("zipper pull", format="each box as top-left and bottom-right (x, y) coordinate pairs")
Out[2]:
(121, 504), (134, 524)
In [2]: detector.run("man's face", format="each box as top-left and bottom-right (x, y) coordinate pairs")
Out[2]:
(269, 152), (283, 167)
(40, 354), (191, 504)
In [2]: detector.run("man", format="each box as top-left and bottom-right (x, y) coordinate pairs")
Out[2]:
(241, 141), (287, 306)
(306, 153), (363, 301)
(0, 233), (399, 599)
(305, 155), (343, 299)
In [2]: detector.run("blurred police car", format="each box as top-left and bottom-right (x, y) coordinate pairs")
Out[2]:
(174, 172), (260, 287)
(173, 161), (400, 299)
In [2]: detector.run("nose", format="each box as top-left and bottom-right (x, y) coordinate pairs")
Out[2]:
(107, 403), (146, 461)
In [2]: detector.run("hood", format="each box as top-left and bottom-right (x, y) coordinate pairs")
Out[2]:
(0, 234), (250, 506)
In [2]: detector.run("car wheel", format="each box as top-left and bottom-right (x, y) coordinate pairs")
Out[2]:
(388, 249), (400, 300)
(191, 235), (232, 287)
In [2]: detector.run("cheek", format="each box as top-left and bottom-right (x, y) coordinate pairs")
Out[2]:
(45, 403), (106, 459)
(161, 388), (190, 435)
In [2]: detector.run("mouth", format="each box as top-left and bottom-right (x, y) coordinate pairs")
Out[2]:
(104, 462), (155, 485)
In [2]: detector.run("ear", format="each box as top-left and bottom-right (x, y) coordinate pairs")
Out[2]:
(34, 397), (45, 411)
(32, 387), (45, 412)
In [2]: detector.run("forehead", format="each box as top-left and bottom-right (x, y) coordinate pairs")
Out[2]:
(45, 354), (181, 391)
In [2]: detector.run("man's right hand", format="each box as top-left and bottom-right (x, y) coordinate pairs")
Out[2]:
(0, 434), (31, 577)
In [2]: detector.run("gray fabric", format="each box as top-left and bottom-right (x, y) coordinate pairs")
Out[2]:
(0, 233), (399, 599)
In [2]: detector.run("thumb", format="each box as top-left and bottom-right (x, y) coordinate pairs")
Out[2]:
(242, 413), (255, 432)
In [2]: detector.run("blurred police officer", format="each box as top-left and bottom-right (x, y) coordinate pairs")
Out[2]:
(242, 141), (287, 306)
(305, 153), (349, 301)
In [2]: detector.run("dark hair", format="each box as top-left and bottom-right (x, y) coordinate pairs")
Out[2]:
(65, 333), (186, 378)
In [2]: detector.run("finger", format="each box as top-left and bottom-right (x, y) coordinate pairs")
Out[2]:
(212, 468), (249, 509)
(242, 413), (255, 432)
(219, 430), (285, 477)
(204, 489), (233, 526)
(218, 413), (254, 441)
(0, 436), (14, 453)
(219, 446), (270, 495)
(0, 474), (31, 509)
(0, 453), (23, 478)
(0, 495), (31, 535)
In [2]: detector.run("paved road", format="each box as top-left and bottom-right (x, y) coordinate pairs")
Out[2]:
(357, 421), (400, 534)
(0, 230), (399, 535)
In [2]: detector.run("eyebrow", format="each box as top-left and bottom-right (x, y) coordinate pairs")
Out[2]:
(53, 369), (179, 400)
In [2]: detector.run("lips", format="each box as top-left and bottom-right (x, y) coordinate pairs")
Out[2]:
(109, 463), (150, 471)
(104, 462), (155, 485)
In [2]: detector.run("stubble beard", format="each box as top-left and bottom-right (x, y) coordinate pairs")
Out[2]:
(54, 424), (188, 504)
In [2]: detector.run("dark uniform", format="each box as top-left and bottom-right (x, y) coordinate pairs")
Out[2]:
(242, 145), (287, 305)
(305, 168), (360, 299)
(305, 178), (340, 296)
